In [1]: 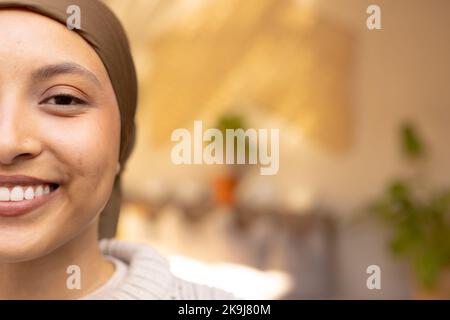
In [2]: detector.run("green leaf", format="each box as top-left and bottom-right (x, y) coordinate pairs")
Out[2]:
(400, 122), (424, 159)
(414, 251), (443, 289)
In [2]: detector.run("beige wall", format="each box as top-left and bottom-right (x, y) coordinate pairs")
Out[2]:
(315, 0), (450, 298)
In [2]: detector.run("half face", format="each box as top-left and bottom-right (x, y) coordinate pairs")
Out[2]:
(0, 9), (121, 262)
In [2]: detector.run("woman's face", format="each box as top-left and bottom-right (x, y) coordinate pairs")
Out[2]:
(0, 10), (121, 262)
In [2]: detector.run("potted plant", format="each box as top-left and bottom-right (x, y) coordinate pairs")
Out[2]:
(367, 122), (450, 299)
(211, 113), (253, 207)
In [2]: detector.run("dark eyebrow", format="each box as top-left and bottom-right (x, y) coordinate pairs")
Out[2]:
(31, 62), (102, 88)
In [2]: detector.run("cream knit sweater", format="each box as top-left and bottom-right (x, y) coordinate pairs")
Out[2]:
(81, 239), (235, 300)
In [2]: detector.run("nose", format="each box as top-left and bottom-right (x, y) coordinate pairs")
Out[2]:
(0, 102), (42, 166)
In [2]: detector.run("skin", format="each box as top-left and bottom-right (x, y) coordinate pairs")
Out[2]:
(0, 9), (121, 299)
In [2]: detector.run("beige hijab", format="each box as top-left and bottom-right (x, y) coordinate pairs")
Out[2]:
(0, 0), (138, 238)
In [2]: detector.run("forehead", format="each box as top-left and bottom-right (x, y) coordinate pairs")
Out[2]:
(0, 9), (109, 84)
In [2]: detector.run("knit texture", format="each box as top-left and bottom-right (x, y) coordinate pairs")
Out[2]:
(83, 239), (236, 300)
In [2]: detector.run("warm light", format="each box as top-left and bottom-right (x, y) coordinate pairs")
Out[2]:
(169, 255), (293, 299)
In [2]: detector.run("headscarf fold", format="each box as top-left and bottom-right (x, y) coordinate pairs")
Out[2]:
(0, 0), (138, 239)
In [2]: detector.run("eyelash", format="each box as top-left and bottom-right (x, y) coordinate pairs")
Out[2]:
(41, 94), (87, 106)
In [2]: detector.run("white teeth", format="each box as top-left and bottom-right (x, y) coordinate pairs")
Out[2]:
(0, 187), (9, 201)
(0, 184), (55, 202)
(10, 186), (24, 201)
(35, 185), (43, 197)
(24, 186), (34, 200)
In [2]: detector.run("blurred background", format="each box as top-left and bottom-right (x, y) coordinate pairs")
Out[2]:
(104, 0), (450, 299)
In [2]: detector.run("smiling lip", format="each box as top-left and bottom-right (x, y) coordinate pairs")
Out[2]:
(0, 175), (60, 217)
(0, 175), (57, 186)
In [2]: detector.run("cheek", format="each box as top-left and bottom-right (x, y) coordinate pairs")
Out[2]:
(42, 108), (121, 196)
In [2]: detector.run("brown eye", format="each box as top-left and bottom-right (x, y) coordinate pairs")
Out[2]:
(43, 94), (86, 106)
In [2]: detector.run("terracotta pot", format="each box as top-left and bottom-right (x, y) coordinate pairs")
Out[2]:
(213, 173), (238, 206)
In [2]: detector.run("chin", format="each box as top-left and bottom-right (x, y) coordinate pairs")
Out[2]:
(0, 226), (63, 264)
